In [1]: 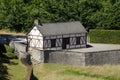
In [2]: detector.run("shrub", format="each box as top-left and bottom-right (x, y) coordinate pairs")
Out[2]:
(89, 29), (120, 44)
(4, 53), (17, 59)
(4, 45), (17, 59)
(4, 45), (14, 53)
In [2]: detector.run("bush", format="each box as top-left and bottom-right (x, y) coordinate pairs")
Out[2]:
(4, 45), (17, 59)
(4, 45), (14, 53)
(89, 29), (120, 44)
(4, 53), (17, 59)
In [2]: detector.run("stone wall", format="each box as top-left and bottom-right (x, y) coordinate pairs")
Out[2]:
(31, 49), (44, 64)
(85, 50), (120, 66)
(13, 41), (27, 56)
(44, 50), (120, 66)
(44, 50), (85, 66)
(12, 41), (44, 64)
(12, 41), (120, 66)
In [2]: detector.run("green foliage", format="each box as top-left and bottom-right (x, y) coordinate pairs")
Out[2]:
(89, 29), (120, 44)
(0, 44), (16, 60)
(0, 64), (8, 80)
(0, 44), (17, 80)
(4, 45), (17, 59)
(4, 53), (17, 59)
(0, 0), (120, 32)
(4, 45), (14, 53)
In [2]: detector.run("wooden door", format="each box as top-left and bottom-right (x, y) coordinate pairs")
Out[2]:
(62, 37), (69, 49)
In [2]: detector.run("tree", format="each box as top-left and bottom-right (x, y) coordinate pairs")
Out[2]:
(0, 0), (120, 32)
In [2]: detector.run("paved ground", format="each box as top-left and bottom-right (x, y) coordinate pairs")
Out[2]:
(68, 43), (120, 52)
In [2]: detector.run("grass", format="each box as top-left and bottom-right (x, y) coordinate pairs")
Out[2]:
(4, 59), (26, 80)
(4, 59), (120, 80)
(34, 64), (120, 80)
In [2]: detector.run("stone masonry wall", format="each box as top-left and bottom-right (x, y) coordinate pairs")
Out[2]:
(85, 50), (120, 66)
(13, 41), (27, 57)
(12, 41), (44, 64)
(31, 49), (44, 64)
(44, 50), (120, 66)
(44, 50), (86, 66)
(12, 41), (120, 66)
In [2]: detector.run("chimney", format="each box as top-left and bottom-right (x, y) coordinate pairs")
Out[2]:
(34, 19), (39, 25)
(34, 19), (42, 26)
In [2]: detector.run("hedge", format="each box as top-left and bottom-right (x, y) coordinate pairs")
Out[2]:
(89, 29), (120, 44)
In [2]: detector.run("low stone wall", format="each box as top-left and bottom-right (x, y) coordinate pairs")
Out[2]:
(85, 50), (120, 66)
(44, 50), (85, 66)
(13, 41), (27, 57)
(12, 41), (120, 66)
(12, 41), (44, 64)
(44, 50), (120, 66)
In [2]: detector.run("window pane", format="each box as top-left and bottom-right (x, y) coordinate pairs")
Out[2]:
(51, 39), (56, 47)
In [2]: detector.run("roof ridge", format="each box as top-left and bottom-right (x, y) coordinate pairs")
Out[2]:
(42, 21), (80, 25)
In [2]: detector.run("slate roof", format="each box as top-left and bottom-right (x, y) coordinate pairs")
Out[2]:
(36, 21), (87, 36)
